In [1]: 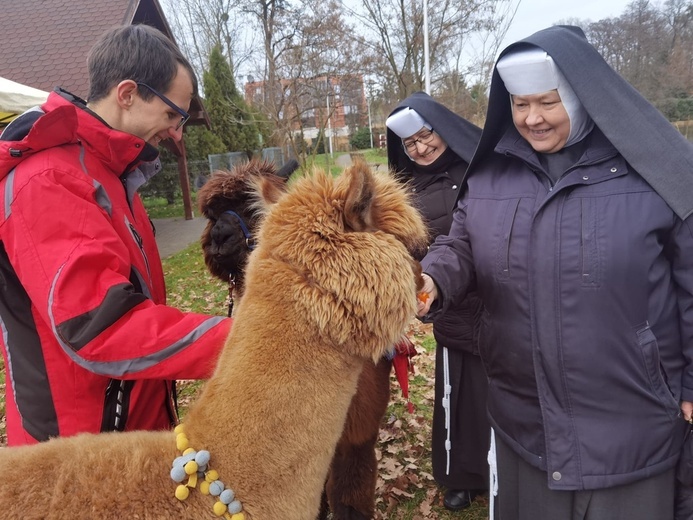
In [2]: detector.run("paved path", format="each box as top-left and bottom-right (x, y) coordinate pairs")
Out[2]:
(152, 216), (207, 259)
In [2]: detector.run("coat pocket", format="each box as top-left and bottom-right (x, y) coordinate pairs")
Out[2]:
(637, 322), (680, 421)
(494, 198), (520, 283)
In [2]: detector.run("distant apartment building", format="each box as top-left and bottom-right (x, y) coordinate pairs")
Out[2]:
(244, 74), (369, 151)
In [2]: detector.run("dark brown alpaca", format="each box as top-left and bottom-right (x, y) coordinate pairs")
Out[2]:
(197, 159), (403, 520)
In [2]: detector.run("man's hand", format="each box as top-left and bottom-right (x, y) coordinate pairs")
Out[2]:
(416, 273), (438, 317)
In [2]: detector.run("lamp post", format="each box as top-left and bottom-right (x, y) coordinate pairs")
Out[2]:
(326, 89), (334, 157)
(423, 0), (430, 94)
(366, 91), (374, 149)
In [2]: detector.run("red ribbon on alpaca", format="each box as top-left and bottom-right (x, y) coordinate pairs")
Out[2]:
(392, 336), (418, 413)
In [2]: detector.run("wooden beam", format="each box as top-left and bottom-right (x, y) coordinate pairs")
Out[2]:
(176, 138), (194, 220)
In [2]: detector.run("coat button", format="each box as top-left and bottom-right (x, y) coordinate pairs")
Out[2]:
(411, 187), (416, 192)
(552, 471), (562, 481)
(452, 185), (458, 190)
(582, 176), (589, 181)
(611, 167), (618, 172)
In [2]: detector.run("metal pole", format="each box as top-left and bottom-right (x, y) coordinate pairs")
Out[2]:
(367, 95), (374, 149)
(326, 91), (333, 157)
(423, 0), (430, 94)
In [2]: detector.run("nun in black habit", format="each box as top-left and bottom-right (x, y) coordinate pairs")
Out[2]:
(386, 92), (488, 511)
(417, 25), (693, 519)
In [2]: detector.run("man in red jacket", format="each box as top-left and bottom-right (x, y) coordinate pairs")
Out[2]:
(0, 24), (231, 446)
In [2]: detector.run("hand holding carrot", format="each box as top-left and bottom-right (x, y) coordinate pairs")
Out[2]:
(416, 273), (438, 316)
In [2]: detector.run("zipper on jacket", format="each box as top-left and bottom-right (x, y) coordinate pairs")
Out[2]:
(125, 215), (152, 284)
(101, 379), (134, 432)
(166, 380), (180, 427)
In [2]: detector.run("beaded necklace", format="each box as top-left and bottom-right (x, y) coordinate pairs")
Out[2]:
(170, 424), (245, 519)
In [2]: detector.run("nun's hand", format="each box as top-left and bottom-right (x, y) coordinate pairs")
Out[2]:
(682, 400), (693, 423)
(416, 273), (438, 317)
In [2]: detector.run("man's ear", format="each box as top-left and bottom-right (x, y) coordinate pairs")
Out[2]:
(115, 80), (138, 109)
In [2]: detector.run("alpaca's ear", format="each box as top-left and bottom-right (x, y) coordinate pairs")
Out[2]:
(342, 162), (375, 232)
(275, 159), (299, 180)
(251, 174), (285, 213)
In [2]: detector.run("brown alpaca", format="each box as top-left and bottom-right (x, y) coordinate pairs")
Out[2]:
(197, 159), (419, 519)
(0, 163), (427, 519)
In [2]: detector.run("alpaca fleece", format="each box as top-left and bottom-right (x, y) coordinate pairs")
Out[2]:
(197, 159), (418, 519)
(0, 162), (427, 519)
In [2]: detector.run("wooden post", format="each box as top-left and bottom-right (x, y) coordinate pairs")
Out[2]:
(176, 138), (194, 220)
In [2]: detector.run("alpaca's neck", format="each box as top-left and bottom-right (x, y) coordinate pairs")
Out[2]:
(181, 317), (364, 516)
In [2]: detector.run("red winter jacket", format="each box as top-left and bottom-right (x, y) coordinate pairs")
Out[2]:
(0, 90), (231, 446)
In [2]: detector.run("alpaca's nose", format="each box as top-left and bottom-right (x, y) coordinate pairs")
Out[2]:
(211, 215), (237, 248)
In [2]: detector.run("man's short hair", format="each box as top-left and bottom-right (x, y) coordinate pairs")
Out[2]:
(87, 24), (198, 103)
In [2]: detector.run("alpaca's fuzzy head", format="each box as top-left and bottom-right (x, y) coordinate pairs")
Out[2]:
(245, 161), (429, 362)
(197, 160), (294, 286)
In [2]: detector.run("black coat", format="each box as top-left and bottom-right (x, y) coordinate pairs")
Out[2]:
(388, 92), (489, 490)
(387, 92), (483, 352)
(422, 26), (693, 491)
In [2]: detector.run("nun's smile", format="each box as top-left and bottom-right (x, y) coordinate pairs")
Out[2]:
(511, 90), (571, 154)
(403, 129), (448, 165)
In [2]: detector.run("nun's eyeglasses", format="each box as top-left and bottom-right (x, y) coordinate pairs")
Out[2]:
(403, 129), (435, 151)
(136, 82), (190, 130)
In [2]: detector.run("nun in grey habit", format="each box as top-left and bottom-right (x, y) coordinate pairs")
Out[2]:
(418, 25), (693, 519)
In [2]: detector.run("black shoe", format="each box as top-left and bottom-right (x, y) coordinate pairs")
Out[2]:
(443, 489), (481, 511)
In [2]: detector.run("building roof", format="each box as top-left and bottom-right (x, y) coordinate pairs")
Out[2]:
(0, 0), (209, 128)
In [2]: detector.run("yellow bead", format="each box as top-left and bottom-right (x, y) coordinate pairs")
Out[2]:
(184, 460), (198, 475)
(230, 513), (245, 520)
(183, 447), (196, 456)
(174, 424), (185, 434)
(213, 501), (227, 516)
(200, 481), (210, 495)
(176, 433), (189, 451)
(186, 473), (198, 488)
(174, 484), (190, 501)
(205, 469), (219, 482)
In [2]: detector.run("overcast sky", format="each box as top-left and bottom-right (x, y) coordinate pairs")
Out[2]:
(501, 0), (634, 50)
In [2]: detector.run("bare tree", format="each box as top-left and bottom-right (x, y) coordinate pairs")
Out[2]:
(161, 0), (254, 83)
(351, 0), (512, 105)
(242, 0), (377, 163)
(439, 0), (521, 123)
(578, 0), (693, 125)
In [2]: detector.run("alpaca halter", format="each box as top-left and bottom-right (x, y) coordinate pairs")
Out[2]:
(170, 424), (245, 519)
(223, 210), (257, 251)
(221, 209), (255, 317)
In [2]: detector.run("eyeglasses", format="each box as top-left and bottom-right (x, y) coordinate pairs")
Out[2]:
(403, 129), (435, 151)
(136, 82), (190, 130)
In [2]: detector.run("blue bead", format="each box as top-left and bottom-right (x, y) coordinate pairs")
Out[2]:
(195, 450), (211, 466)
(179, 452), (196, 465)
(209, 480), (224, 496)
(170, 465), (186, 483)
(220, 489), (235, 504)
(228, 500), (242, 514)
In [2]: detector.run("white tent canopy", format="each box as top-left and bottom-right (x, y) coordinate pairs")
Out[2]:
(0, 76), (49, 125)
